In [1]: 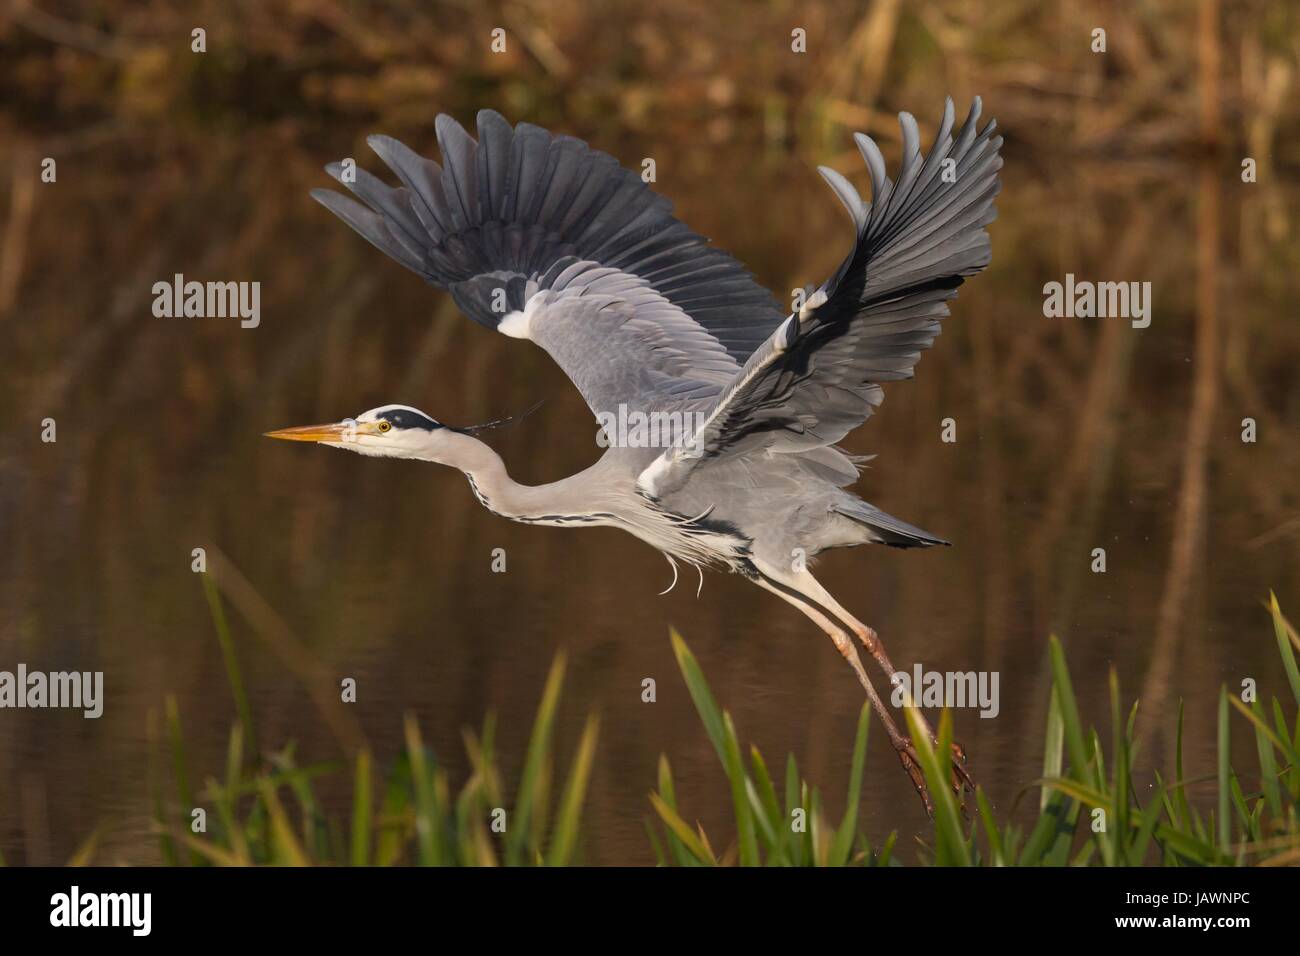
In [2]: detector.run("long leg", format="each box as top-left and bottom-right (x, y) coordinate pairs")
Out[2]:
(760, 565), (975, 796)
(751, 575), (934, 814)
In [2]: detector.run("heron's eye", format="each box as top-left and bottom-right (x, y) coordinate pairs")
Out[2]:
(377, 420), (393, 433)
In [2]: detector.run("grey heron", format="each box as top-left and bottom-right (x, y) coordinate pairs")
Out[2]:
(267, 98), (1003, 812)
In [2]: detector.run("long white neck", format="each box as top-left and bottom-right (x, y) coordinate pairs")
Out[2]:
(417, 430), (593, 522)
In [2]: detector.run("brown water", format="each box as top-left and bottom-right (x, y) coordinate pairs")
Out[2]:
(2, 82), (1298, 864)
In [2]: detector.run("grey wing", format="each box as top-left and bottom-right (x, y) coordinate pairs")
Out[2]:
(502, 257), (741, 417)
(640, 97), (1002, 497)
(309, 109), (789, 418)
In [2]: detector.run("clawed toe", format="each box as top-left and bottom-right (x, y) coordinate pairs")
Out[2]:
(893, 736), (976, 820)
(950, 740), (977, 794)
(893, 741), (934, 817)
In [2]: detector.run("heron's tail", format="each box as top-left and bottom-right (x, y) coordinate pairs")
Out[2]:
(307, 111), (782, 354)
(833, 499), (949, 549)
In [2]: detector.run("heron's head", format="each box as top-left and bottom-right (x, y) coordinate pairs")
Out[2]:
(264, 404), (453, 460)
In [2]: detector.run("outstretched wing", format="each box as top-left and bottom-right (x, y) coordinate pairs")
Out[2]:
(310, 110), (788, 417)
(640, 97), (1002, 497)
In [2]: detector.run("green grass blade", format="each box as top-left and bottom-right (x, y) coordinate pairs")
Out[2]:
(164, 695), (202, 866)
(257, 778), (310, 866)
(146, 709), (178, 866)
(649, 793), (716, 865)
(202, 573), (257, 757)
(1042, 684), (1065, 811)
(1252, 712), (1282, 819)
(645, 818), (667, 866)
(508, 652), (565, 866)
(1109, 668), (1127, 866)
(214, 722), (251, 862)
(754, 749), (780, 837)
(904, 707), (969, 866)
(546, 714), (599, 866)
(270, 749), (329, 858)
(1048, 636), (1094, 788)
(669, 629), (727, 765)
(1217, 686), (1231, 852)
(403, 714), (442, 866)
(1269, 592), (1300, 708)
(719, 711), (759, 865)
(976, 787), (1005, 866)
(374, 755), (413, 866)
(829, 702), (870, 867)
(350, 748), (372, 866)
(785, 755), (803, 867)
(1019, 786), (1076, 866)
(1131, 780), (1167, 864)
(654, 755), (693, 866)
(1228, 772), (1254, 845)
(876, 830), (897, 867)
(1231, 695), (1297, 774)
(1173, 700), (1192, 830)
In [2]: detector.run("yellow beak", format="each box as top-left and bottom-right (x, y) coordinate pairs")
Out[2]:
(263, 421), (356, 443)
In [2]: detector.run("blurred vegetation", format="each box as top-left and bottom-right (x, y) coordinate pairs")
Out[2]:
(39, 587), (1292, 866)
(654, 595), (1300, 866)
(3, 0), (1298, 156)
(141, 576), (600, 866)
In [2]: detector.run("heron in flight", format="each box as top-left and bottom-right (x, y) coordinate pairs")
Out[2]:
(267, 98), (1002, 811)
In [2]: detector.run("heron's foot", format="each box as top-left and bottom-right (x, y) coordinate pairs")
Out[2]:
(892, 740), (934, 817)
(950, 740), (976, 793)
(892, 737), (975, 819)
(947, 740), (977, 819)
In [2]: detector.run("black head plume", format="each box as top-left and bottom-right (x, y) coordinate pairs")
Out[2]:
(453, 400), (545, 436)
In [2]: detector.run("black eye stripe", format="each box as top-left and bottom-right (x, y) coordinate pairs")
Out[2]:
(378, 409), (442, 431)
